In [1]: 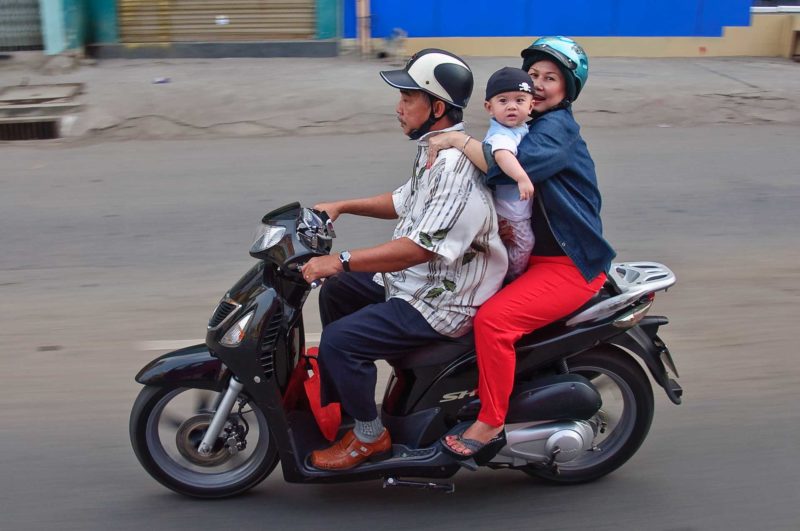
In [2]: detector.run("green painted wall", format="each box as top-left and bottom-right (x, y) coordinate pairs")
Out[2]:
(63, 0), (87, 49)
(316, 0), (341, 39)
(40, 0), (67, 54)
(41, 0), (86, 53)
(87, 0), (118, 43)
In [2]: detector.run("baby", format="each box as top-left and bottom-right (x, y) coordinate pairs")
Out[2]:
(483, 67), (536, 282)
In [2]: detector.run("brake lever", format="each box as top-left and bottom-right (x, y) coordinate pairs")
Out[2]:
(325, 219), (336, 239)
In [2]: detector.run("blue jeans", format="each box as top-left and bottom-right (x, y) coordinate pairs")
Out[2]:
(317, 272), (446, 421)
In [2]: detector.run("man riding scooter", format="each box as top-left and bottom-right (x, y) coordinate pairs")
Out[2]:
(300, 49), (508, 470)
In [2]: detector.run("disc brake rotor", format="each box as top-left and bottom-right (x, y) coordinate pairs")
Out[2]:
(175, 414), (231, 467)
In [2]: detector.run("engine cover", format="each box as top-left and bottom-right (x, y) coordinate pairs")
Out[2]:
(492, 420), (596, 466)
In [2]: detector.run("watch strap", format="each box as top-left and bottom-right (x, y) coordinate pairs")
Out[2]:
(339, 251), (351, 272)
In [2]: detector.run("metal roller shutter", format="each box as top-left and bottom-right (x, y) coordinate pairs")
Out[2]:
(0, 0), (43, 51)
(118, 0), (316, 43)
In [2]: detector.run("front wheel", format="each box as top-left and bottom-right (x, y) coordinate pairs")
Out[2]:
(524, 347), (655, 484)
(130, 385), (279, 498)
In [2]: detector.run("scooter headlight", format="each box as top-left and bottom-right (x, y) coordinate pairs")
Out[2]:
(220, 311), (254, 346)
(250, 224), (286, 253)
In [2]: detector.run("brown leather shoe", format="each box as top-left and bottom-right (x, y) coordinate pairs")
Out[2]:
(310, 429), (392, 470)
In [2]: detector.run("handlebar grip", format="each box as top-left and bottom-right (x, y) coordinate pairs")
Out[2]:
(310, 278), (326, 289)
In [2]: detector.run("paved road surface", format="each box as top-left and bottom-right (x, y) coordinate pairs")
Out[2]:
(1, 126), (799, 530)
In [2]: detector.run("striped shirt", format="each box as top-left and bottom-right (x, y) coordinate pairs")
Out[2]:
(373, 124), (508, 337)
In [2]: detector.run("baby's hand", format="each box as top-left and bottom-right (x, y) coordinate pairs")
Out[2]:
(518, 180), (534, 201)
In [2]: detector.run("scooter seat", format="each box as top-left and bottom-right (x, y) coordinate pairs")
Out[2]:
(388, 283), (615, 370)
(389, 332), (475, 370)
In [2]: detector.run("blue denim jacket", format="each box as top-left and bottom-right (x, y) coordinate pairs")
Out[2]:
(484, 106), (616, 281)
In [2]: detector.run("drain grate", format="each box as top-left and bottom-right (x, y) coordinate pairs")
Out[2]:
(0, 119), (59, 140)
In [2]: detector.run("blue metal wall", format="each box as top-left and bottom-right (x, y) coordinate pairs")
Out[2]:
(344, 0), (752, 39)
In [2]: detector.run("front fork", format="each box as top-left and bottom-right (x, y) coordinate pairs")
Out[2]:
(198, 377), (243, 456)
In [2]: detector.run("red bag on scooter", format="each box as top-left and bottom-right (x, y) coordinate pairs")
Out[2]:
(283, 347), (341, 442)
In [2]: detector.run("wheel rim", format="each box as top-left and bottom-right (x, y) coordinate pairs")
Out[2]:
(145, 388), (271, 490)
(556, 363), (638, 471)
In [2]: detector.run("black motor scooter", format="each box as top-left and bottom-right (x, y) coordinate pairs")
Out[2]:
(130, 203), (681, 498)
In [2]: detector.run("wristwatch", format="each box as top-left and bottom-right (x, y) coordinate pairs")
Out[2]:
(339, 250), (352, 272)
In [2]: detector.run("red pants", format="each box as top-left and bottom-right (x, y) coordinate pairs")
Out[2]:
(474, 255), (606, 427)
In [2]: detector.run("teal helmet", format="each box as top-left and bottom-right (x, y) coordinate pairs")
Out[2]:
(521, 36), (589, 102)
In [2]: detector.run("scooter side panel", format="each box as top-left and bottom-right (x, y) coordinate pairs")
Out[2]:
(514, 320), (628, 375)
(404, 321), (621, 419)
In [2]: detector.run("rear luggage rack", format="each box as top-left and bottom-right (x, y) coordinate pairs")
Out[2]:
(567, 262), (676, 326)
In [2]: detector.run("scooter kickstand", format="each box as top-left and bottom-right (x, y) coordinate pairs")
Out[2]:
(383, 476), (455, 494)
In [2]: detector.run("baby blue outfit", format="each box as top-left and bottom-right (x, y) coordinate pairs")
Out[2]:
(484, 118), (535, 281)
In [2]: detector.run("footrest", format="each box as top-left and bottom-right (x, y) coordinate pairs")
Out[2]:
(391, 445), (437, 460)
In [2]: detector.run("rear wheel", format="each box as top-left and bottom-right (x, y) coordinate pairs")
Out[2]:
(130, 385), (279, 498)
(524, 347), (654, 484)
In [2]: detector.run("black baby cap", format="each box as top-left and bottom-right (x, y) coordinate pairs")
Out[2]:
(485, 67), (534, 101)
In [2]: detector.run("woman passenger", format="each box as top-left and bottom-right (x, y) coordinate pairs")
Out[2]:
(427, 36), (616, 458)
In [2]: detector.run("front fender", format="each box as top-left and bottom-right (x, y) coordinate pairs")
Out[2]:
(135, 344), (226, 390)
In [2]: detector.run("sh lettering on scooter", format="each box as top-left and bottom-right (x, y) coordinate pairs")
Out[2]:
(440, 389), (478, 402)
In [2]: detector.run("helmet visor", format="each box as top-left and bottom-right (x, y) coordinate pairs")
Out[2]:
(380, 69), (421, 91)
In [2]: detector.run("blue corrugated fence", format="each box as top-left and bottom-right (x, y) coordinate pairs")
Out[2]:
(344, 0), (752, 39)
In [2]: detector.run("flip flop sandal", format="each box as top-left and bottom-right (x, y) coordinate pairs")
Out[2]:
(440, 426), (507, 463)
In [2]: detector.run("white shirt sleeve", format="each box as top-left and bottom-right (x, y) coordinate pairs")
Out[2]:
(485, 133), (518, 155)
(392, 179), (412, 217)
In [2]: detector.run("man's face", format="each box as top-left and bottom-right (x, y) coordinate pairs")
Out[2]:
(396, 90), (433, 136)
(485, 91), (534, 128)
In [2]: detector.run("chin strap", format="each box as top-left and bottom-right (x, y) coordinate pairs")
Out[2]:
(407, 110), (439, 140)
(407, 98), (452, 140)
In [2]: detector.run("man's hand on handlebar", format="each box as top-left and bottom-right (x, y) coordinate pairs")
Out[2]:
(313, 202), (343, 222)
(301, 255), (343, 286)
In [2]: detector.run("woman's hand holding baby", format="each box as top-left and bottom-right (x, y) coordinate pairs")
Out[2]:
(426, 132), (465, 169)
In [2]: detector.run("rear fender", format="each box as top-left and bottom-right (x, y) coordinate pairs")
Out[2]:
(606, 317), (682, 404)
(135, 344), (226, 391)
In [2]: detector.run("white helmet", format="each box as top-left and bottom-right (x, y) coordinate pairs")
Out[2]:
(380, 48), (474, 109)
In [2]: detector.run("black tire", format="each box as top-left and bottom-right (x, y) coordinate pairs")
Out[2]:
(130, 385), (279, 498)
(524, 347), (654, 484)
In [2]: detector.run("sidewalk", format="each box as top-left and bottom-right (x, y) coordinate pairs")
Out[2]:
(1, 52), (798, 141)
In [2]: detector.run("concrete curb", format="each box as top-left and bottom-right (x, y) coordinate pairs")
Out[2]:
(87, 40), (340, 60)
